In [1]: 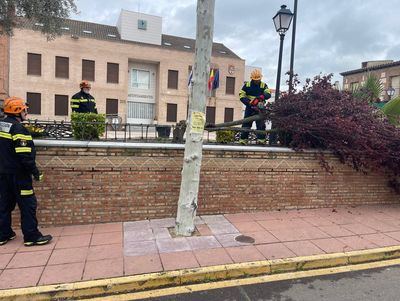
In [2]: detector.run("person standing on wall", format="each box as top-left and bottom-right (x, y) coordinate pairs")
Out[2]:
(238, 69), (272, 145)
(70, 80), (98, 113)
(0, 97), (52, 246)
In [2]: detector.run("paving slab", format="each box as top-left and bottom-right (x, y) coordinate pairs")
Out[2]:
(1, 205), (400, 292)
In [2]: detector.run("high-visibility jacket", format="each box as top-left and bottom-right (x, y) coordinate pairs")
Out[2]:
(239, 80), (272, 107)
(70, 90), (98, 114)
(0, 116), (39, 177)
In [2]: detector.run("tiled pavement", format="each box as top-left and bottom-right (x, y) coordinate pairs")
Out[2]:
(2, 205), (400, 289)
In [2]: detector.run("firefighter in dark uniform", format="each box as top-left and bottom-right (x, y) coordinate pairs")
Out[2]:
(239, 69), (272, 145)
(0, 97), (52, 246)
(70, 80), (98, 113)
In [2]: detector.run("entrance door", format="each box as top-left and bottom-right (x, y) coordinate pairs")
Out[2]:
(127, 63), (157, 124)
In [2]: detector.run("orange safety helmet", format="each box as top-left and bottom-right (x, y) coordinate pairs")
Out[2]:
(250, 69), (263, 81)
(3, 96), (28, 115)
(80, 80), (91, 89)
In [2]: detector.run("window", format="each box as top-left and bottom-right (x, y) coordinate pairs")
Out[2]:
(350, 82), (359, 91)
(206, 106), (216, 124)
(55, 56), (69, 79)
(54, 95), (69, 116)
(168, 70), (179, 89)
(138, 19), (147, 30)
(82, 59), (95, 81)
(27, 53), (41, 76)
(107, 63), (119, 84)
(391, 76), (400, 98)
(226, 76), (236, 95)
(131, 69), (150, 89)
(26, 92), (41, 115)
(166, 103), (177, 122)
(106, 98), (119, 115)
(224, 108), (234, 122)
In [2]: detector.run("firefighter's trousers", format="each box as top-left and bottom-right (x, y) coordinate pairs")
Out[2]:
(0, 173), (41, 242)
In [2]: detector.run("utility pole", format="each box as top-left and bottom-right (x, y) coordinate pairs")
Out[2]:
(175, 0), (215, 236)
(288, 0), (298, 93)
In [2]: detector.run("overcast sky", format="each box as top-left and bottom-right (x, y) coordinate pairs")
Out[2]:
(72, 0), (400, 89)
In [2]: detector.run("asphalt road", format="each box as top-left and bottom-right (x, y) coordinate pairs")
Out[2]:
(147, 264), (400, 301)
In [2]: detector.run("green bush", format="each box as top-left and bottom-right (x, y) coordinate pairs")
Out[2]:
(216, 130), (235, 144)
(71, 113), (106, 140)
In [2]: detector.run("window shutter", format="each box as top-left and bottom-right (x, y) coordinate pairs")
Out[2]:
(166, 103), (177, 122)
(55, 56), (69, 78)
(168, 70), (179, 89)
(106, 98), (119, 115)
(206, 106), (216, 124)
(55, 95), (69, 116)
(107, 63), (119, 83)
(224, 108), (234, 122)
(226, 77), (236, 95)
(26, 92), (41, 115)
(82, 59), (95, 81)
(27, 53), (41, 76)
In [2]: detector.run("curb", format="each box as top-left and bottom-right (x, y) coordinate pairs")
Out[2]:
(1, 246), (400, 300)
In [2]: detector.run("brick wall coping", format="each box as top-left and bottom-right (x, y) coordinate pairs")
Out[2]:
(34, 139), (297, 153)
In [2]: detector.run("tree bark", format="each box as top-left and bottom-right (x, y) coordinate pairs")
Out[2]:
(175, 0), (215, 236)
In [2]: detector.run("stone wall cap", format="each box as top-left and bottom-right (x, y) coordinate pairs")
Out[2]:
(33, 139), (307, 153)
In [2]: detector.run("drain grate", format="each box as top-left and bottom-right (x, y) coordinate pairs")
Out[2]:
(234, 235), (255, 244)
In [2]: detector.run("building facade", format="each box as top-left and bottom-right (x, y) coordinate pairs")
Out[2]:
(341, 60), (400, 101)
(2, 10), (246, 125)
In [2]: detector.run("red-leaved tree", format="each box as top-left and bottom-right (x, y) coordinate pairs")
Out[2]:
(269, 75), (400, 192)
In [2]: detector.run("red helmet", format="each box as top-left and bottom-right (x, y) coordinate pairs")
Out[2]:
(3, 96), (28, 115)
(80, 80), (91, 89)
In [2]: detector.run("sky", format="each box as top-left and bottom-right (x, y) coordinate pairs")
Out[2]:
(72, 0), (400, 89)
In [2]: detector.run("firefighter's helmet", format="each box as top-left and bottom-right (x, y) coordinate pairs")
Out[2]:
(250, 69), (262, 81)
(80, 80), (91, 89)
(3, 96), (28, 115)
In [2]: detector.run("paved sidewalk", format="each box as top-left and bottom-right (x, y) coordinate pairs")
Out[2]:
(1, 205), (400, 290)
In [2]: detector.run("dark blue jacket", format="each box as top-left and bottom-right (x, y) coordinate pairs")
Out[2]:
(239, 80), (272, 115)
(0, 116), (39, 176)
(70, 90), (98, 114)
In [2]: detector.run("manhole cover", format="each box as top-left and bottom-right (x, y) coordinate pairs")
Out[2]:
(234, 235), (255, 244)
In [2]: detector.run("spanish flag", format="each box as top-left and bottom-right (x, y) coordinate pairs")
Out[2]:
(208, 69), (215, 91)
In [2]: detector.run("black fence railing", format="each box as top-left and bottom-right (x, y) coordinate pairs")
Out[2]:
(24, 120), (286, 146)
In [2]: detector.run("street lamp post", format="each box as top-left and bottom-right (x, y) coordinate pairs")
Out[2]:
(289, 0), (298, 93)
(386, 87), (395, 101)
(273, 5), (294, 100)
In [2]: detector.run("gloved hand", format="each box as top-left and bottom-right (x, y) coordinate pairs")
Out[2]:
(33, 171), (44, 182)
(258, 94), (265, 101)
(257, 102), (266, 110)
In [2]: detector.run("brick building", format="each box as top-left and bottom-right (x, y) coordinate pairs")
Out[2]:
(340, 60), (400, 101)
(1, 9), (246, 125)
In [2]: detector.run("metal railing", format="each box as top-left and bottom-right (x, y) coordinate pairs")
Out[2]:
(24, 119), (285, 146)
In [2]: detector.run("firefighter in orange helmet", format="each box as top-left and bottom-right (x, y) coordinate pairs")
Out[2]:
(0, 97), (52, 246)
(70, 80), (98, 113)
(238, 69), (272, 145)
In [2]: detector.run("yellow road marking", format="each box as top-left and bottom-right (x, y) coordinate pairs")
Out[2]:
(86, 258), (400, 301)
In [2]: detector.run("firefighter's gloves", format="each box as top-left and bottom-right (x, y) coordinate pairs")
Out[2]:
(33, 171), (44, 182)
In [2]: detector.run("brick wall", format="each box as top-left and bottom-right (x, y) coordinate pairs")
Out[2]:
(12, 144), (399, 227)
(0, 32), (9, 99)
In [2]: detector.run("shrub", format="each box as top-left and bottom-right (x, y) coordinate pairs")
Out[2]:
(216, 130), (235, 144)
(382, 96), (400, 126)
(268, 74), (400, 192)
(71, 113), (106, 140)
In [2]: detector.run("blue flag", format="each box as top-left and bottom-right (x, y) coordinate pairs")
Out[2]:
(187, 70), (193, 86)
(212, 69), (219, 90)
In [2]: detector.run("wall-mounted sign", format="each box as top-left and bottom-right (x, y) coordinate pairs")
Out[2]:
(228, 65), (235, 75)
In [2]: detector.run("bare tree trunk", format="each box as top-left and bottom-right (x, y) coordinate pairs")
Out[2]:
(175, 0), (215, 236)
